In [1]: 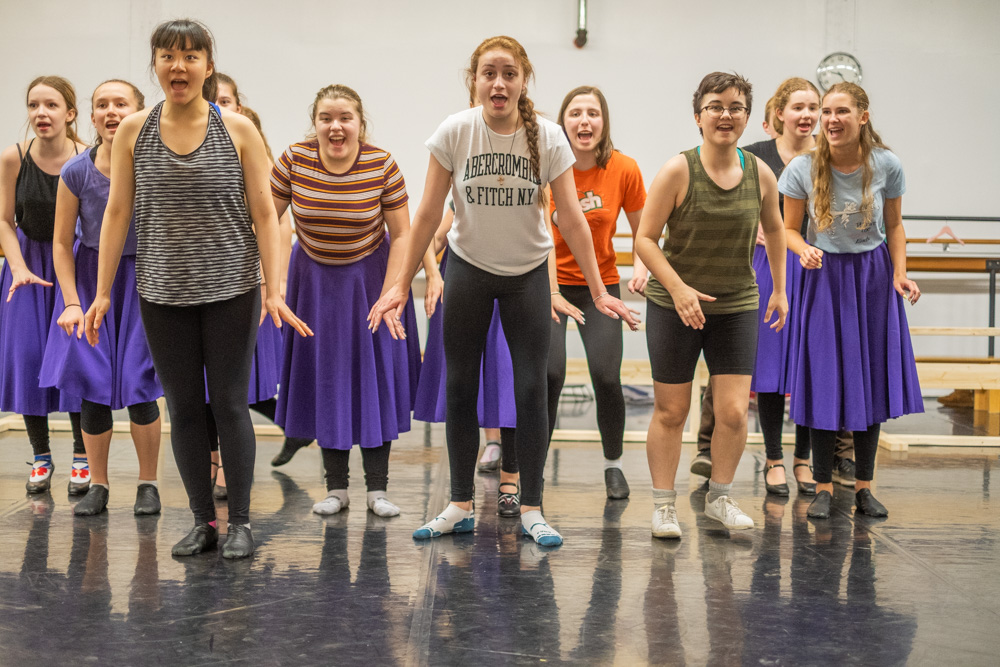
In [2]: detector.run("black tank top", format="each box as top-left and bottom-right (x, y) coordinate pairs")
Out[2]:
(14, 139), (77, 242)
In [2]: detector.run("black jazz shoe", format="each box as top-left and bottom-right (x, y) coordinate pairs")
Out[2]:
(855, 488), (888, 517)
(222, 524), (255, 559)
(604, 468), (631, 499)
(73, 485), (109, 516)
(134, 484), (161, 515)
(271, 437), (312, 467)
(807, 490), (832, 519)
(171, 523), (218, 556)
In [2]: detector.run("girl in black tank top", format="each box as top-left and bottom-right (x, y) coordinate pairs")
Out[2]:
(0, 76), (88, 496)
(84, 20), (310, 560)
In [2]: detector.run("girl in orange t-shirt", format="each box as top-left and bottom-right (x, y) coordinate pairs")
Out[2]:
(547, 86), (646, 499)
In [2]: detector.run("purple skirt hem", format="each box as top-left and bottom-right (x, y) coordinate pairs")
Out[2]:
(276, 242), (416, 449)
(788, 245), (923, 431)
(0, 230), (80, 414)
(412, 248), (516, 428)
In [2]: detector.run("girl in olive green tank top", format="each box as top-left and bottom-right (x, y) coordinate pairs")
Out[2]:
(643, 146), (762, 314)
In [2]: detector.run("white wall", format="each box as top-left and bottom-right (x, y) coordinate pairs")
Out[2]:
(1, 0), (997, 358)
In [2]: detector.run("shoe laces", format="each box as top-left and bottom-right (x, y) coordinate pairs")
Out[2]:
(720, 496), (746, 519)
(655, 504), (678, 525)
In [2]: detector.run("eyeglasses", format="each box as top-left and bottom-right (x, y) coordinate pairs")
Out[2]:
(700, 104), (748, 119)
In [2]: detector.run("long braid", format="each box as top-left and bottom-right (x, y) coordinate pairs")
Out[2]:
(518, 94), (541, 195)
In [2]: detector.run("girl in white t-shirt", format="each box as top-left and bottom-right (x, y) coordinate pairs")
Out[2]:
(370, 35), (638, 547)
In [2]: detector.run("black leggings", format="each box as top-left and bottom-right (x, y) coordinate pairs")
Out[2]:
(206, 398), (277, 452)
(140, 289), (260, 525)
(756, 392), (810, 461)
(547, 283), (624, 461)
(444, 252), (550, 507)
(24, 412), (85, 456)
(810, 424), (880, 484)
(79, 399), (160, 435)
(321, 443), (391, 491)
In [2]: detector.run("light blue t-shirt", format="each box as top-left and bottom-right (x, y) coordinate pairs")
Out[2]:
(778, 148), (905, 254)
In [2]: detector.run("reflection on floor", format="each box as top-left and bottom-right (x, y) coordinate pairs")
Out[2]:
(0, 420), (997, 665)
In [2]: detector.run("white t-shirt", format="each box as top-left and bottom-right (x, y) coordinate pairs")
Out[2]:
(426, 107), (576, 275)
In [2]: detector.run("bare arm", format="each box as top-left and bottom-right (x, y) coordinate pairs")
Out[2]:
(884, 196), (919, 304)
(625, 207), (648, 295)
(0, 144), (53, 299)
(233, 115), (311, 337)
(546, 199), (584, 325)
(636, 155), (715, 329)
(550, 170), (639, 329)
(367, 153), (452, 337)
(85, 115), (141, 344)
(756, 161), (788, 331)
(53, 179), (85, 337)
(783, 197), (823, 269)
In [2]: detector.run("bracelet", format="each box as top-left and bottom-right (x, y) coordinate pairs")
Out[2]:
(593, 291), (610, 302)
(62, 303), (81, 312)
(550, 291), (561, 296)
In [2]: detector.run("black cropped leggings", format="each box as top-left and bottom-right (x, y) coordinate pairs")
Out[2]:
(79, 398), (160, 435)
(810, 424), (880, 484)
(756, 392), (810, 461)
(443, 253), (550, 507)
(546, 283), (625, 461)
(140, 288), (260, 525)
(24, 412), (85, 456)
(321, 443), (391, 491)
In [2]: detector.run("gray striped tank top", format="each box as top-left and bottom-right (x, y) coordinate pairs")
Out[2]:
(645, 147), (761, 314)
(133, 101), (260, 306)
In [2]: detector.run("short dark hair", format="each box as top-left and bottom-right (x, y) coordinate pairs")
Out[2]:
(149, 19), (218, 102)
(692, 71), (753, 116)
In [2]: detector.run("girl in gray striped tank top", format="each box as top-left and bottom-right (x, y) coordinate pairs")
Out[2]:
(636, 72), (789, 539)
(82, 19), (312, 560)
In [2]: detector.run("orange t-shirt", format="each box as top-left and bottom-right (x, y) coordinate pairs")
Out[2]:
(550, 150), (646, 286)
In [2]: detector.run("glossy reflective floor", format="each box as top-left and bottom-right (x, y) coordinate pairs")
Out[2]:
(1, 420), (998, 666)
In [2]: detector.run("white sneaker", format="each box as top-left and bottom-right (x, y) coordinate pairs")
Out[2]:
(312, 492), (348, 515)
(704, 495), (754, 530)
(651, 504), (682, 538)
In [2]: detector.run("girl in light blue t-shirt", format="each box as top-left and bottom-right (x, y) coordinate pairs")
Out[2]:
(778, 82), (923, 521)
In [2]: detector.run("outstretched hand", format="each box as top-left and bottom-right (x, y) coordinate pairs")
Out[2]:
(670, 284), (715, 329)
(7, 267), (53, 301)
(593, 293), (641, 331)
(368, 284), (407, 340)
(551, 293), (585, 325)
(265, 293), (313, 337)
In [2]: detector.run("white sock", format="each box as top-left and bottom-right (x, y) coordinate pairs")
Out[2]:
(367, 491), (400, 517)
(137, 479), (157, 488)
(652, 488), (676, 508)
(604, 458), (623, 470)
(92, 483), (109, 490)
(415, 503), (473, 536)
(520, 510), (563, 545)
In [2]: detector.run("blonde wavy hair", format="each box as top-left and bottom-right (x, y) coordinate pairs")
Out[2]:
(811, 82), (888, 232)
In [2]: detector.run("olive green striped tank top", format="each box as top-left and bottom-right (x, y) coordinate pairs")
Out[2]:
(645, 147), (761, 314)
